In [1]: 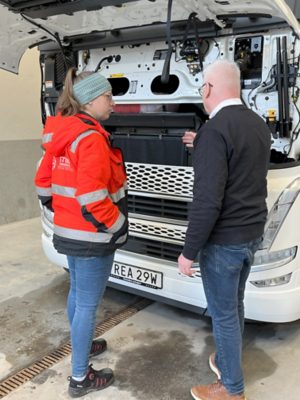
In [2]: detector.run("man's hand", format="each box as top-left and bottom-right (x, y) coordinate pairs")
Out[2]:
(182, 131), (197, 148)
(178, 253), (197, 277)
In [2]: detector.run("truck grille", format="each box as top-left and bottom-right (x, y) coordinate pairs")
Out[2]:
(122, 236), (182, 262)
(129, 217), (186, 242)
(128, 195), (190, 220)
(126, 162), (193, 197)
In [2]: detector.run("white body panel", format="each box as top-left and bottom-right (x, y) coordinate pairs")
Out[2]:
(1, 0), (300, 73)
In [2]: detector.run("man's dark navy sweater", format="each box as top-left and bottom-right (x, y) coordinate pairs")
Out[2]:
(182, 104), (271, 261)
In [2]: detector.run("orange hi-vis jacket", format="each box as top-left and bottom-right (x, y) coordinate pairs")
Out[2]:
(35, 113), (128, 256)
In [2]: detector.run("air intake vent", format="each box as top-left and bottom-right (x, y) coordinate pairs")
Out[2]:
(126, 163), (193, 197)
(129, 218), (186, 243)
(122, 236), (183, 262)
(128, 195), (190, 220)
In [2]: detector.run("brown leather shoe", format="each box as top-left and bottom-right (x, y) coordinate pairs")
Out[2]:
(191, 381), (246, 400)
(209, 353), (221, 380)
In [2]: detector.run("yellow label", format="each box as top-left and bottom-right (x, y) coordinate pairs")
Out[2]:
(268, 109), (276, 118)
(109, 73), (124, 78)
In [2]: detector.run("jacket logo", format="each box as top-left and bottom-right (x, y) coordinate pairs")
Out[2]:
(57, 156), (73, 171)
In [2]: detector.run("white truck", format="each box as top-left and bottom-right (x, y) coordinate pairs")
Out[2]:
(1, 0), (300, 322)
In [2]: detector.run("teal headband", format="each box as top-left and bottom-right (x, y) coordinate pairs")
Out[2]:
(73, 73), (112, 105)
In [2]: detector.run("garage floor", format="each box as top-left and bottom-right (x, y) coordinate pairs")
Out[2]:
(0, 218), (300, 400)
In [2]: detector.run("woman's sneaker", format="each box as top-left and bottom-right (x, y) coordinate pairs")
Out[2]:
(68, 364), (114, 398)
(89, 338), (107, 358)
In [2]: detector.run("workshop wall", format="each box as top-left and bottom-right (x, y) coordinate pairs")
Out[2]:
(0, 48), (43, 224)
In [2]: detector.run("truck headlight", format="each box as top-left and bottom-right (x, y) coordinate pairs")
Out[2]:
(250, 273), (292, 287)
(252, 246), (297, 271)
(41, 205), (54, 233)
(261, 178), (300, 249)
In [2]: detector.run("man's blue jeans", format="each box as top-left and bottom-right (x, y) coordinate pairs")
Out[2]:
(67, 253), (114, 378)
(200, 238), (261, 394)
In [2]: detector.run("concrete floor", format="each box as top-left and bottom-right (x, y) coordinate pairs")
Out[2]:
(0, 218), (139, 381)
(1, 218), (300, 399)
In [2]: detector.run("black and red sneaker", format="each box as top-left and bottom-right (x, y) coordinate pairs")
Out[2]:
(89, 338), (107, 358)
(68, 364), (114, 398)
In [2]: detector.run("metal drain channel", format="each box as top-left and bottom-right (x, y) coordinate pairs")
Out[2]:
(0, 297), (152, 399)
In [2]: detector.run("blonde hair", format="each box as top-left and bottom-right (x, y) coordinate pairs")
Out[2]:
(55, 68), (93, 116)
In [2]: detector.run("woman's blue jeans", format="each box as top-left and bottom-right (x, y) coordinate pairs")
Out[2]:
(200, 238), (261, 395)
(67, 253), (114, 378)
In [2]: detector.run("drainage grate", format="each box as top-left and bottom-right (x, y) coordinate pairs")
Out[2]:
(0, 297), (152, 398)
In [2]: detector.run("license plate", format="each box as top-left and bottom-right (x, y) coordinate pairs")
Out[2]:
(111, 262), (163, 289)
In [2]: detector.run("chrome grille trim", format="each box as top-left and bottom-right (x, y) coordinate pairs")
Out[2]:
(129, 217), (186, 243)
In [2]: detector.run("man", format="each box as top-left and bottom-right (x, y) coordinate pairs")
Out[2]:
(178, 59), (271, 400)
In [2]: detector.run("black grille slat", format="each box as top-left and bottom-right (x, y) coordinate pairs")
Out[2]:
(128, 195), (189, 220)
(122, 236), (183, 262)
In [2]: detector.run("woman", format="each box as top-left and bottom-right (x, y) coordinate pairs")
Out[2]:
(35, 68), (128, 398)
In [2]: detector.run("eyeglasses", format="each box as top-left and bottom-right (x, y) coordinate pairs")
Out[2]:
(198, 82), (213, 97)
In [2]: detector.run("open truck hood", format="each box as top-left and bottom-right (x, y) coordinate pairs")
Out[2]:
(0, 0), (300, 73)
